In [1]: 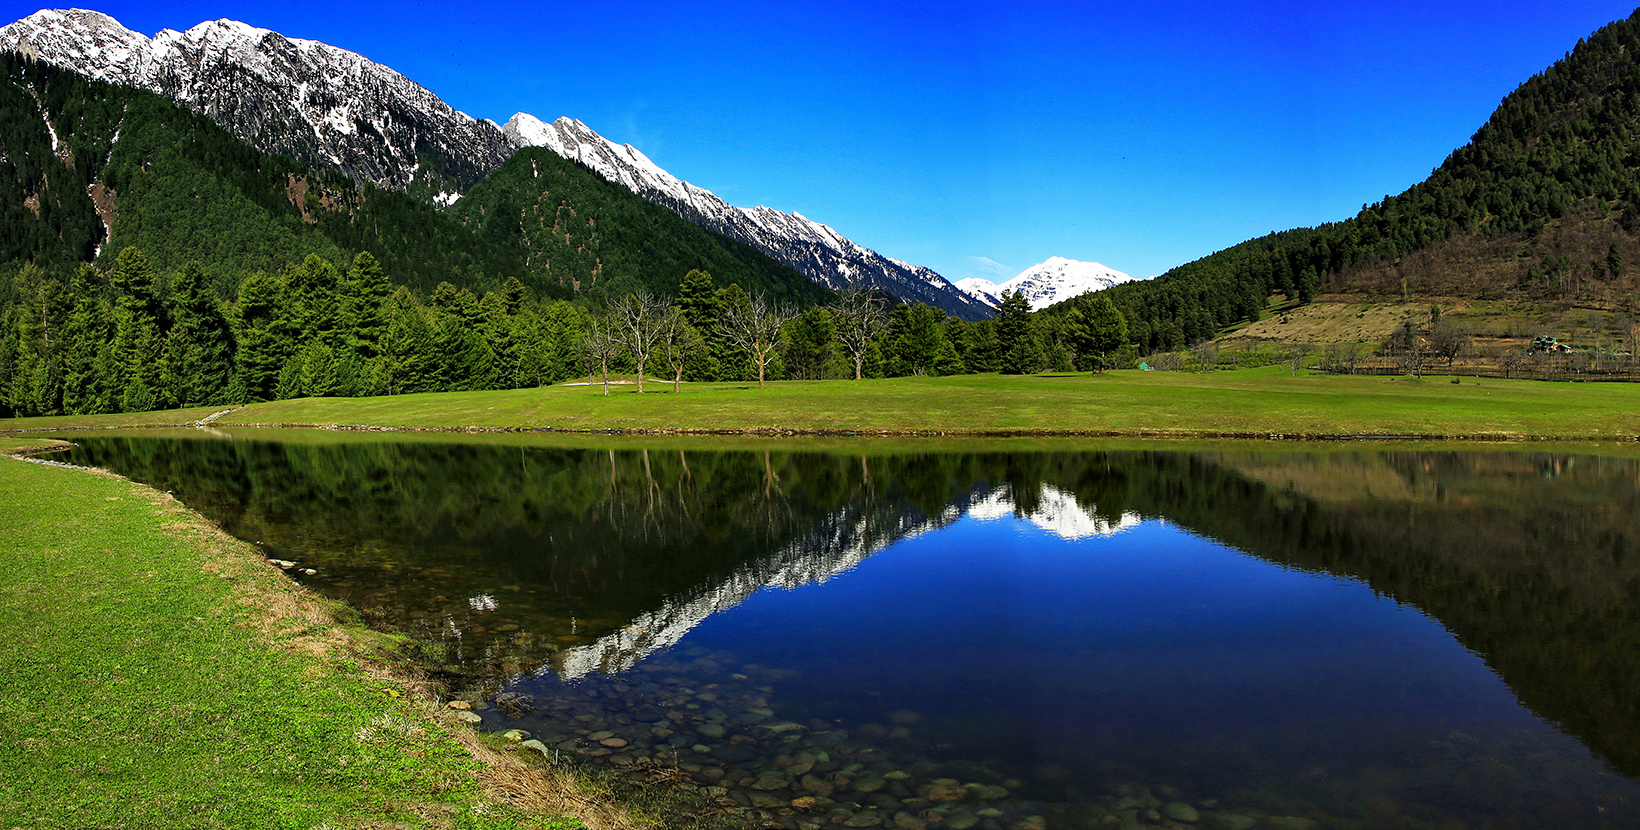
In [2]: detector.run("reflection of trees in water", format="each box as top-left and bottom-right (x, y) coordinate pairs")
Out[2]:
(61, 436), (1640, 778)
(1150, 450), (1640, 780)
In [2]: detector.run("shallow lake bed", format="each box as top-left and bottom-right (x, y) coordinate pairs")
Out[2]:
(60, 434), (1640, 829)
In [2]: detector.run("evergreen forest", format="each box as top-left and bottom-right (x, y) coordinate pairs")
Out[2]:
(1100, 10), (1640, 352)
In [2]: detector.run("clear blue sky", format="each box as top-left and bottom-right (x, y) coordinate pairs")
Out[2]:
(10, 1), (1638, 282)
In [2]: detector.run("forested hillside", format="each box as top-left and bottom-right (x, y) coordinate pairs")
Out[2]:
(450, 147), (828, 307)
(1102, 9), (1640, 353)
(0, 52), (541, 299)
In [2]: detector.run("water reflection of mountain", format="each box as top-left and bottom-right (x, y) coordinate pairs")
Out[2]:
(60, 435), (1640, 779)
(555, 480), (1142, 678)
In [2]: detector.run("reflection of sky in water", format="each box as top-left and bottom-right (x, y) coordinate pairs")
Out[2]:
(678, 513), (1566, 764)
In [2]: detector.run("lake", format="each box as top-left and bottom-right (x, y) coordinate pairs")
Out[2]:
(59, 432), (1640, 829)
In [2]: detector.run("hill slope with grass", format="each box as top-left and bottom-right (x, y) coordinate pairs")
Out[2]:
(1100, 9), (1640, 354)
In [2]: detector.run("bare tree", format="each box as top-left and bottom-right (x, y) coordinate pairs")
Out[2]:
(656, 307), (705, 393)
(718, 291), (795, 388)
(1429, 319), (1469, 367)
(831, 289), (889, 380)
(1190, 340), (1219, 372)
(581, 315), (622, 396)
(610, 291), (667, 392)
(1287, 343), (1312, 375)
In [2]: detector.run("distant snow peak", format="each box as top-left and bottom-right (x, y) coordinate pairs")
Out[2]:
(504, 111), (994, 320)
(968, 483), (1142, 541)
(956, 256), (1134, 312)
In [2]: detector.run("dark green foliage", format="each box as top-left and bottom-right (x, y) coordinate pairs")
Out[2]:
(884, 303), (947, 377)
(1099, 10), (1640, 351)
(449, 148), (830, 308)
(1063, 294), (1128, 371)
(162, 261), (234, 407)
(232, 271), (295, 403)
(995, 290), (1044, 374)
(782, 307), (835, 380)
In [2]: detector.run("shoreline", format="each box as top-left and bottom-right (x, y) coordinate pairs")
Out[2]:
(0, 438), (645, 830)
(6, 418), (1636, 443)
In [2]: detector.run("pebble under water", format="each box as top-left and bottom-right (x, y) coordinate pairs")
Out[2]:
(57, 435), (1640, 829)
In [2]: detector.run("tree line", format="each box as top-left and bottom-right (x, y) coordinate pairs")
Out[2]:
(1102, 10), (1640, 352)
(0, 248), (1130, 417)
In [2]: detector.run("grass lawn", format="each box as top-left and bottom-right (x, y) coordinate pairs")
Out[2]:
(150, 367), (1640, 440)
(0, 439), (615, 830)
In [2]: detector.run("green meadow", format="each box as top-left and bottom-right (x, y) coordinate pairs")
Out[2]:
(78, 369), (1640, 440)
(0, 439), (609, 830)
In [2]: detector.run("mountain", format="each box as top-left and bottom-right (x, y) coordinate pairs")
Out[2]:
(0, 8), (513, 203)
(447, 146), (828, 306)
(502, 113), (994, 320)
(1099, 9), (1640, 354)
(1, 9), (986, 316)
(0, 49), (539, 295)
(955, 256), (1134, 311)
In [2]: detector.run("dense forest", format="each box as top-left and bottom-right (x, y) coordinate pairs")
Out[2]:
(0, 237), (1125, 416)
(1101, 9), (1640, 352)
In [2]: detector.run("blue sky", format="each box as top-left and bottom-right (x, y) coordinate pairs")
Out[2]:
(10, 1), (1638, 282)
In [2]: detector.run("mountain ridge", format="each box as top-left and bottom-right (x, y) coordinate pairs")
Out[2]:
(502, 113), (994, 319)
(0, 8), (988, 315)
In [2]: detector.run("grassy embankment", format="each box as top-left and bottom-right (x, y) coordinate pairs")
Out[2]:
(4, 367), (1630, 440)
(0, 438), (641, 830)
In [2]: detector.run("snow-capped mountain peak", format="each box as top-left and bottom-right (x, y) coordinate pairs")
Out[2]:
(3, 8), (993, 316)
(504, 112), (993, 319)
(0, 8), (514, 193)
(957, 256), (1134, 311)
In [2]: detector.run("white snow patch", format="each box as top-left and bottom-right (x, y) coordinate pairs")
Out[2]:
(957, 256), (1135, 311)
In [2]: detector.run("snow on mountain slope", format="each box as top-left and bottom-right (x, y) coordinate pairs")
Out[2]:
(957, 256), (1135, 311)
(1, 8), (991, 316)
(0, 8), (514, 195)
(504, 113), (994, 321)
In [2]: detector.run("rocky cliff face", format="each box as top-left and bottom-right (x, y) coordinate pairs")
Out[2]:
(0, 9), (513, 200)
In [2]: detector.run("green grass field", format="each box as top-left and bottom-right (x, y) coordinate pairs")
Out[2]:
(146, 368), (1640, 440)
(0, 441), (598, 830)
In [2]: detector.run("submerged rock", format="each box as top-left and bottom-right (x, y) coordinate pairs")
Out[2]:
(1162, 802), (1200, 822)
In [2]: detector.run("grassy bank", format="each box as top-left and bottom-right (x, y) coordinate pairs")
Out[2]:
(0, 439), (628, 830)
(8, 368), (1640, 440)
(193, 368), (1640, 440)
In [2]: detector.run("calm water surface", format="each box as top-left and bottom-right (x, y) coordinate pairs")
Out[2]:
(61, 433), (1640, 829)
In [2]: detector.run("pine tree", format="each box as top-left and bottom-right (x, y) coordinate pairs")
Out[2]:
(676, 269), (724, 380)
(233, 271), (294, 402)
(344, 251), (392, 360)
(994, 290), (1042, 374)
(60, 264), (114, 415)
(6, 264), (67, 416)
(377, 287), (437, 395)
(286, 254), (344, 348)
(165, 261), (234, 406)
(110, 248), (166, 411)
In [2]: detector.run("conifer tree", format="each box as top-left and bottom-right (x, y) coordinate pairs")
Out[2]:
(344, 251), (392, 359)
(676, 269), (724, 380)
(286, 254), (344, 348)
(164, 261), (234, 406)
(233, 271), (294, 402)
(5, 264), (66, 416)
(995, 289), (1042, 374)
(377, 287), (437, 395)
(110, 248), (166, 411)
(60, 264), (114, 415)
